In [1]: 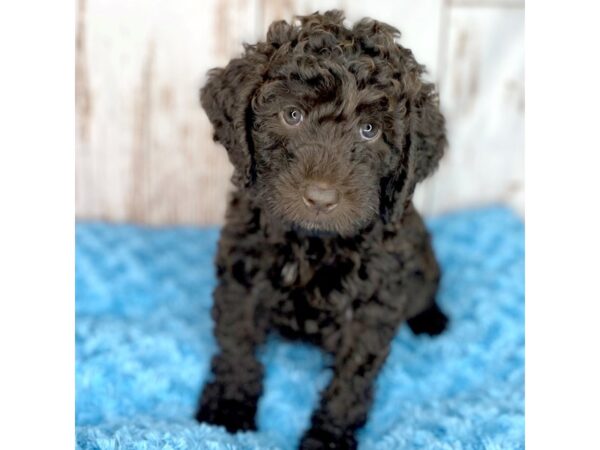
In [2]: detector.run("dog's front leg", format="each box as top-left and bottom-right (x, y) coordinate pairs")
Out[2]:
(299, 313), (398, 450)
(195, 279), (268, 432)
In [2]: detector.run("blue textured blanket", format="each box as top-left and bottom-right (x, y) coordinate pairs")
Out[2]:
(75, 207), (524, 450)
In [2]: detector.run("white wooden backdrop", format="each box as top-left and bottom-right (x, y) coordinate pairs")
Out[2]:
(75, 0), (524, 225)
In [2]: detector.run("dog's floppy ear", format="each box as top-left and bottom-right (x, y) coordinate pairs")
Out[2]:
(200, 52), (266, 187)
(410, 82), (446, 183)
(380, 80), (446, 223)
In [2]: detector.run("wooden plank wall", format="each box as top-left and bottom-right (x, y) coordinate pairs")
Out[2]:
(75, 0), (524, 225)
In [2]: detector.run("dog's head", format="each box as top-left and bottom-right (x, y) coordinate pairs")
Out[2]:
(201, 10), (446, 236)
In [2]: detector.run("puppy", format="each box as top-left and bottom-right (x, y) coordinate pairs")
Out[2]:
(195, 10), (449, 450)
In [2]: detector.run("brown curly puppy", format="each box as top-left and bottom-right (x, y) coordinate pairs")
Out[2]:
(195, 10), (449, 450)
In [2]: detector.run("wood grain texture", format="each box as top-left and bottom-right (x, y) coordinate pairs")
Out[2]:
(75, 0), (257, 225)
(75, 0), (523, 225)
(419, 4), (524, 215)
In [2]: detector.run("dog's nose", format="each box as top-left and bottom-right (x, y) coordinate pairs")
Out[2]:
(302, 182), (340, 212)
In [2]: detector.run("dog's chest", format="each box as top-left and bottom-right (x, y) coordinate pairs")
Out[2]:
(266, 236), (369, 348)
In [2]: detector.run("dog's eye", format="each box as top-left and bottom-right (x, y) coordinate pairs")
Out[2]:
(359, 123), (380, 141)
(281, 107), (304, 126)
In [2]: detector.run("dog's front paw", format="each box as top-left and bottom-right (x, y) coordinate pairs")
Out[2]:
(407, 302), (449, 336)
(194, 381), (258, 432)
(299, 425), (357, 450)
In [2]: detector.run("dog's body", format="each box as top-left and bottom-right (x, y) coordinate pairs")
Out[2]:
(195, 11), (448, 449)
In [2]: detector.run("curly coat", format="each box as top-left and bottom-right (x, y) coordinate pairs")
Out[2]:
(195, 11), (449, 450)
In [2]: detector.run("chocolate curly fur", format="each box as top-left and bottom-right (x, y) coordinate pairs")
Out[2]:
(195, 10), (448, 449)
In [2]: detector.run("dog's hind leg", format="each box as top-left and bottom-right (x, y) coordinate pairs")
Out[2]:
(398, 206), (449, 337)
(407, 300), (449, 336)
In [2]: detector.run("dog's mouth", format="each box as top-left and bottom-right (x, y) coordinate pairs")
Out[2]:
(282, 195), (375, 236)
(294, 215), (344, 234)
(290, 221), (341, 238)
(266, 194), (356, 235)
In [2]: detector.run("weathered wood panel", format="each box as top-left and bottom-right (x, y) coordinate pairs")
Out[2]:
(419, 4), (524, 215)
(75, 0), (524, 225)
(76, 0), (259, 225)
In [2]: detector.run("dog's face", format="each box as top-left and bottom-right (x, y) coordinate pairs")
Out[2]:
(201, 11), (446, 236)
(251, 63), (399, 234)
